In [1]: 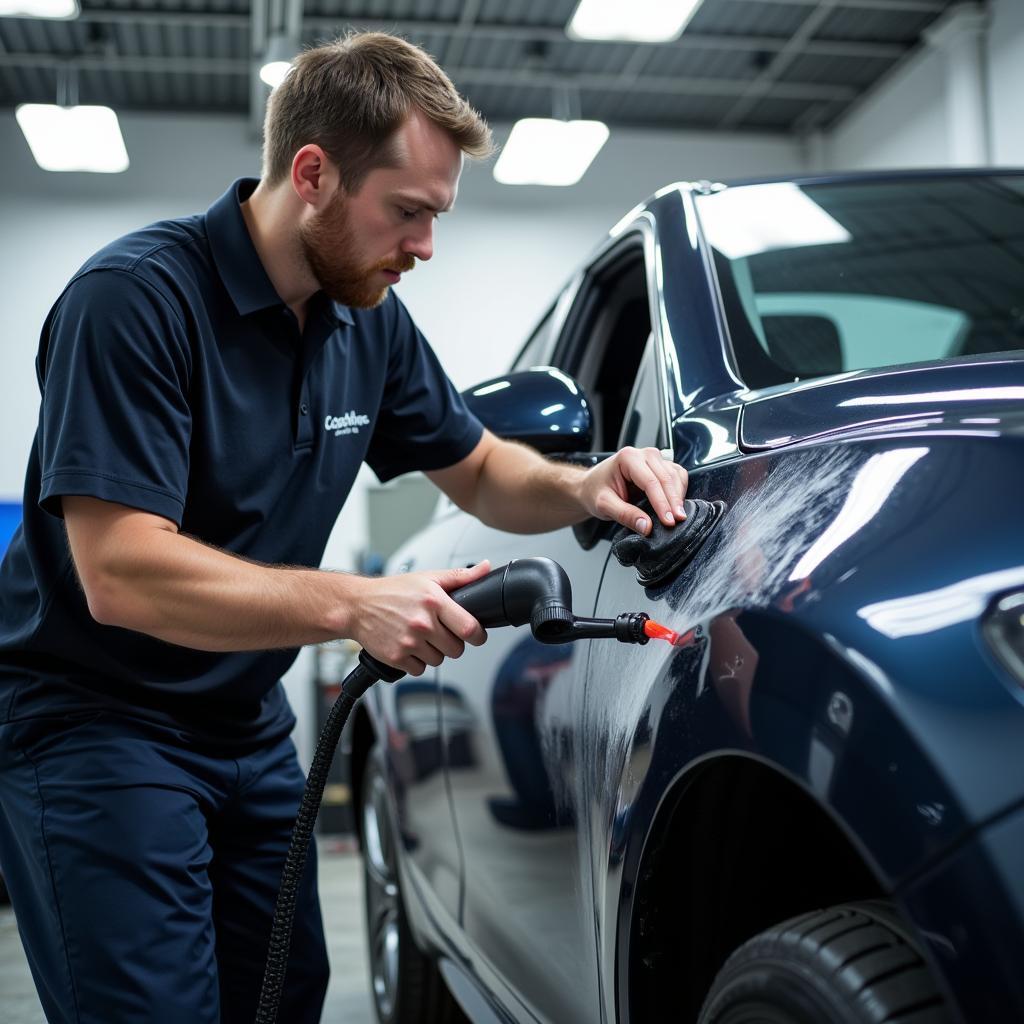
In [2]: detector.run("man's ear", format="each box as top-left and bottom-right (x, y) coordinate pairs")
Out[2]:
(291, 145), (340, 209)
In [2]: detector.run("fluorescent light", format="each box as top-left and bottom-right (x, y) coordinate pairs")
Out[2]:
(697, 182), (852, 259)
(494, 119), (609, 187)
(16, 104), (129, 173)
(261, 34), (296, 88)
(567, 0), (704, 42)
(260, 61), (292, 88)
(0, 0), (78, 18)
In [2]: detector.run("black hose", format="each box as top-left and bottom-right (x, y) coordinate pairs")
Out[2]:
(254, 652), (401, 1024)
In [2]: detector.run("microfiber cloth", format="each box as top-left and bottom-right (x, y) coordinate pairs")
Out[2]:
(611, 498), (727, 588)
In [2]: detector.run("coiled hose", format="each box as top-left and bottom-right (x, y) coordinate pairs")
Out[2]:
(254, 651), (402, 1024)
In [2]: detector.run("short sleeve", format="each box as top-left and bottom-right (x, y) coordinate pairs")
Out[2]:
(37, 269), (192, 523)
(364, 297), (483, 483)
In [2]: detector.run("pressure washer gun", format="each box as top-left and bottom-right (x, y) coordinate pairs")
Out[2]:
(253, 555), (685, 1023)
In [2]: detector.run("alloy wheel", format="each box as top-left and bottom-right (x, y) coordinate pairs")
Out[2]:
(363, 771), (401, 1021)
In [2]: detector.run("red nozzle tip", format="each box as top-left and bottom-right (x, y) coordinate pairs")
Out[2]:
(644, 619), (683, 646)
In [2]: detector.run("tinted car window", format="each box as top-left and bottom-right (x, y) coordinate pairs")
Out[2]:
(512, 275), (581, 372)
(696, 176), (1024, 387)
(556, 248), (653, 451)
(618, 334), (667, 450)
(512, 303), (558, 371)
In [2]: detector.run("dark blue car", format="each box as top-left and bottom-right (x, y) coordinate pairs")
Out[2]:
(345, 170), (1024, 1024)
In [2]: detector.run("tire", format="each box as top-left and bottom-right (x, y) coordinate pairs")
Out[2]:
(698, 901), (952, 1024)
(361, 751), (467, 1024)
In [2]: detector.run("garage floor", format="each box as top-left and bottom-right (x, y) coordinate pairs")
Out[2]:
(0, 840), (374, 1023)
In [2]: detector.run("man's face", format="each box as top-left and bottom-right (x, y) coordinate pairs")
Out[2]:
(300, 110), (463, 308)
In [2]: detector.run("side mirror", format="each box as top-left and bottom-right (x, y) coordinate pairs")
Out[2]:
(461, 367), (593, 454)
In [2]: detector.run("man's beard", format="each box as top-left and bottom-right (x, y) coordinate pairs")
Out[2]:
(299, 192), (414, 309)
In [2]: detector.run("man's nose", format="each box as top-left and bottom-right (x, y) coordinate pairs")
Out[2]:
(402, 220), (434, 263)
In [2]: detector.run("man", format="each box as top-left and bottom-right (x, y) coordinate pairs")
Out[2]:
(0, 32), (688, 1024)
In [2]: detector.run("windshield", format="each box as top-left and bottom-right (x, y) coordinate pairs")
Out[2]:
(695, 176), (1024, 389)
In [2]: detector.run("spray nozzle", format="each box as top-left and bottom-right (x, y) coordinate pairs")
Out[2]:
(450, 558), (683, 647)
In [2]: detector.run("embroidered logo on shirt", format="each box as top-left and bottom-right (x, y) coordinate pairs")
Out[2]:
(324, 410), (371, 437)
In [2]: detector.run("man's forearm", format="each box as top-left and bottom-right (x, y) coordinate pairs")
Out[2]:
(84, 527), (361, 651)
(470, 439), (590, 533)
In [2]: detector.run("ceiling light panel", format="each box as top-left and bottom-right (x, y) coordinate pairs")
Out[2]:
(0, 0), (78, 18)
(16, 104), (129, 173)
(567, 0), (705, 43)
(493, 119), (609, 187)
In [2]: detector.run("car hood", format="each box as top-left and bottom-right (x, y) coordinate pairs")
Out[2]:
(739, 356), (1024, 450)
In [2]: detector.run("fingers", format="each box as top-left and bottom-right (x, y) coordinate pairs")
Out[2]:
(621, 448), (688, 527)
(592, 448), (689, 534)
(359, 563), (491, 675)
(429, 560), (492, 590)
(429, 560), (490, 647)
(377, 622), (457, 677)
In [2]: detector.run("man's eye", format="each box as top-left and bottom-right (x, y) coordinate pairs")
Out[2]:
(399, 207), (418, 220)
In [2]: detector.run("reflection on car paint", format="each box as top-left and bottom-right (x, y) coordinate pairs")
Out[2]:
(858, 565), (1024, 639)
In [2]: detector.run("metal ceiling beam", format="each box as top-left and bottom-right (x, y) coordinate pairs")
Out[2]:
(451, 67), (855, 102)
(63, 10), (907, 61)
(442, 0), (480, 68)
(0, 49), (857, 102)
(0, 52), (251, 73)
(739, 0), (942, 8)
(249, 0), (268, 141)
(720, 0), (842, 127)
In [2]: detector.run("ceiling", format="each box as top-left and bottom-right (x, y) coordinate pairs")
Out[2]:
(0, 0), (963, 136)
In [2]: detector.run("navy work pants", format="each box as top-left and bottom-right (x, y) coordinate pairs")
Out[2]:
(0, 707), (329, 1023)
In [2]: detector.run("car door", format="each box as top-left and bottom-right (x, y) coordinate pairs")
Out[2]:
(436, 231), (667, 1024)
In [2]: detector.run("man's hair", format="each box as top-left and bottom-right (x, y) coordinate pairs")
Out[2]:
(262, 32), (493, 191)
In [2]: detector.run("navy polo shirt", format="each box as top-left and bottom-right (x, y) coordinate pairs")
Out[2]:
(0, 178), (483, 747)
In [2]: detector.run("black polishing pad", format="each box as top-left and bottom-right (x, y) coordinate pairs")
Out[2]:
(611, 498), (727, 588)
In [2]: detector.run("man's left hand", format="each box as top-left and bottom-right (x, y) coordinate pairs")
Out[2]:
(578, 446), (689, 535)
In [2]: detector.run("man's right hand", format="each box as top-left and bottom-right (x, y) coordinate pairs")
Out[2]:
(348, 561), (491, 676)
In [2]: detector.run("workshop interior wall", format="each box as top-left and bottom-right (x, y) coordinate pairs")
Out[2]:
(826, 0), (1024, 171)
(986, 0), (1024, 166)
(825, 39), (948, 170)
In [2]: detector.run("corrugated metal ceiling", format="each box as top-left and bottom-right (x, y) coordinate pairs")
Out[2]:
(0, 0), (962, 132)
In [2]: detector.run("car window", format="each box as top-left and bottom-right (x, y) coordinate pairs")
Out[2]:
(512, 303), (558, 371)
(696, 176), (1024, 388)
(617, 333), (668, 450)
(512, 274), (581, 371)
(556, 244), (655, 450)
(756, 293), (968, 373)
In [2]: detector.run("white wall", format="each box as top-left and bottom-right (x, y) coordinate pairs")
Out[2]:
(826, 40), (948, 169)
(826, 0), (1024, 171)
(987, 0), (1024, 166)
(0, 110), (804, 762)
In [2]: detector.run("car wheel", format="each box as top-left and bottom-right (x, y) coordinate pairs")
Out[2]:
(361, 752), (466, 1024)
(698, 901), (951, 1024)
